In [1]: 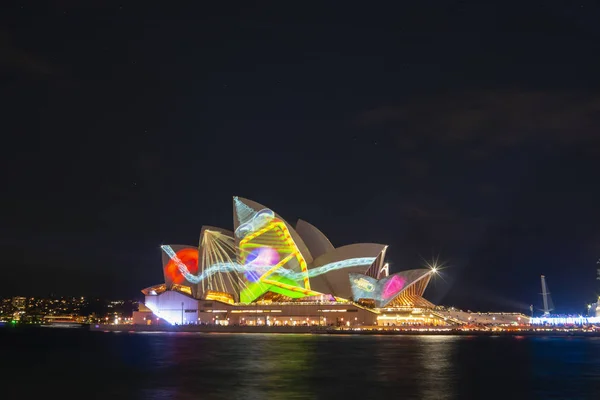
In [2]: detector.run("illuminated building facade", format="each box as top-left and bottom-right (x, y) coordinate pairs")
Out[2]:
(530, 315), (600, 325)
(12, 297), (26, 310)
(135, 197), (438, 326)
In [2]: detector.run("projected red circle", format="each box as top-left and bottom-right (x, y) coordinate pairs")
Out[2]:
(165, 248), (199, 284)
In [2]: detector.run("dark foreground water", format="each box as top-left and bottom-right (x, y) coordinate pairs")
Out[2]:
(2, 328), (600, 399)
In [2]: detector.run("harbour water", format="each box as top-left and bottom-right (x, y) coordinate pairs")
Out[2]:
(1, 328), (600, 399)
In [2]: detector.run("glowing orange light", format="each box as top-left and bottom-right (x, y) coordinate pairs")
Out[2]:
(165, 248), (199, 284)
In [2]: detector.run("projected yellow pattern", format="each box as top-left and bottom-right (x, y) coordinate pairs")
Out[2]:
(239, 219), (321, 296)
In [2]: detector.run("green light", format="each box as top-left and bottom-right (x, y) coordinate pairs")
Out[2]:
(240, 276), (306, 303)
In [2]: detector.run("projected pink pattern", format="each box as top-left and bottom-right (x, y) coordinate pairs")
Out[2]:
(253, 247), (280, 266)
(244, 247), (280, 282)
(382, 275), (407, 298)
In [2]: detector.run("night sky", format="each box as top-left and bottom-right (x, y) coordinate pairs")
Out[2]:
(3, 2), (599, 313)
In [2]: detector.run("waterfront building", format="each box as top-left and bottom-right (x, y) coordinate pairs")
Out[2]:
(11, 296), (26, 310)
(135, 197), (441, 327)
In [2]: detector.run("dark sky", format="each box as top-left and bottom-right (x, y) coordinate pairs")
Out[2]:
(2, 1), (600, 313)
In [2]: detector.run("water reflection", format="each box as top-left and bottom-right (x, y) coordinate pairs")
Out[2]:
(530, 337), (600, 398)
(370, 335), (458, 399)
(415, 336), (458, 400)
(230, 334), (317, 399)
(138, 333), (320, 399)
(2, 329), (600, 399)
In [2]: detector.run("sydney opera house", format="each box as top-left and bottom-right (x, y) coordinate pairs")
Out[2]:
(133, 197), (441, 327)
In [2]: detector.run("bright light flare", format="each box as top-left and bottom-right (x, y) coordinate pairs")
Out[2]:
(422, 254), (446, 273)
(422, 254), (448, 284)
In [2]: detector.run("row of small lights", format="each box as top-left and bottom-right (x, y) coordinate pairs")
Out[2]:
(110, 317), (134, 324)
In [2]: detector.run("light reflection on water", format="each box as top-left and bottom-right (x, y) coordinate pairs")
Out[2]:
(1, 330), (600, 399)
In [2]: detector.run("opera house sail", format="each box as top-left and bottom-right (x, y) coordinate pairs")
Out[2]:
(139, 197), (438, 326)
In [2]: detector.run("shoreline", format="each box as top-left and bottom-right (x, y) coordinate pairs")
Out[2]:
(86, 324), (600, 336)
(4, 324), (599, 337)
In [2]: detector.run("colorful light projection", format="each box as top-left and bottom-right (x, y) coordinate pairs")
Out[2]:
(162, 203), (379, 303)
(156, 197), (397, 305)
(199, 229), (246, 296)
(305, 258), (376, 278)
(349, 271), (426, 307)
(234, 199), (311, 301)
(353, 276), (375, 292)
(234, 197), (258, 230)
(240, 275), (307, 303)
(234, 197), (276, 239)
(243, 247), (280, 282)
(382, 275), (407, 298)
(238, 217), (316, 302)
(235, 208), (275, 239)
(161, 245), (376, 286)
(349, 273), (379, 302)
(164, 247), (199, 285)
